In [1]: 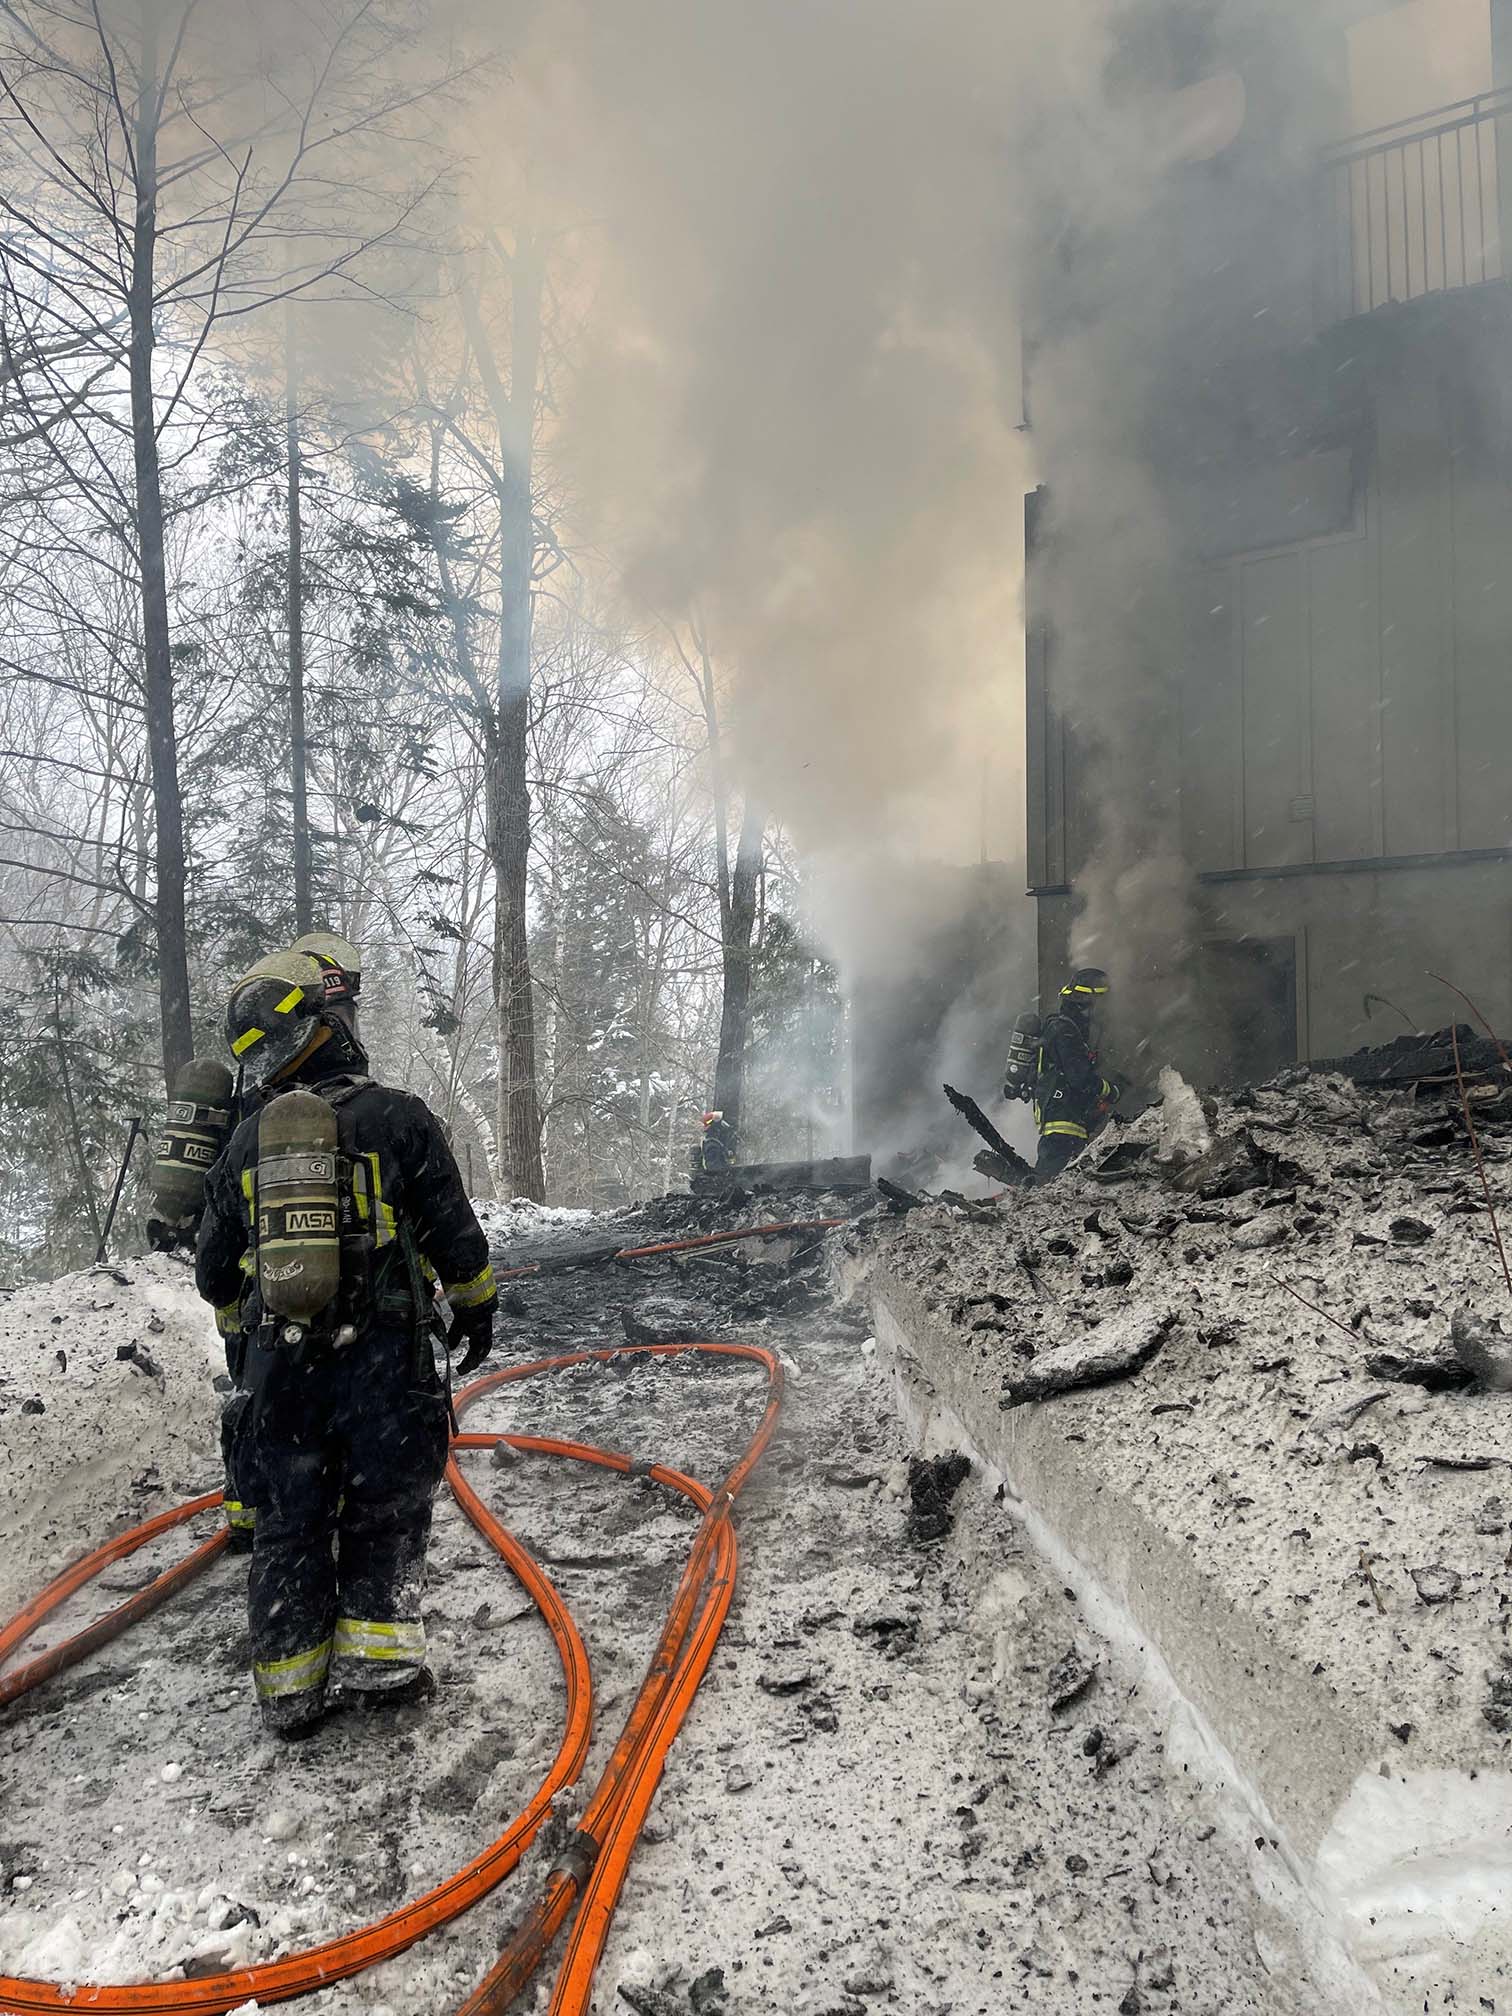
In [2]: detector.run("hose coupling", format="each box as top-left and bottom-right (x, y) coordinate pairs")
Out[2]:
(548, 1828), (600, 1886)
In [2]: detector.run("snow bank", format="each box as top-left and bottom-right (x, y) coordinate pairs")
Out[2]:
(1319, 1768), (1512, 1992)
(1155, 1065), (1211, 1164)
(0, 1254), (223, 1624)
(474, 1198), (593, 1251)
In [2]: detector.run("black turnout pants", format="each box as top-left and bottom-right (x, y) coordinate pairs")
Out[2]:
(1032, 1131), (1088, 1185)
(234, 1326), (450, 1729)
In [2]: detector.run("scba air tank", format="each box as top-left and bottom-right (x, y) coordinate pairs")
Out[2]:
(151, 1058), (234, 1228)
(1003, 1011), (1042, 1102)
(257, 1089), (341, 1329)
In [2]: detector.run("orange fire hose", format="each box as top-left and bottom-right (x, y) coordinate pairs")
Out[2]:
(452, 1341), (783, 2016)
(0, 1337), (783, 2016)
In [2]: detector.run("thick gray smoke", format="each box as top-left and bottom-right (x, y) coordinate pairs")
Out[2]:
(516, 0), (1486, 1116)
(514, 1), (1107, 1162)
(539, 0), (1063, 869)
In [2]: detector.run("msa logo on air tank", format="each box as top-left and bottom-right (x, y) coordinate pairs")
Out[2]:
(257, 1089), (341, 1323)
(183, 1141), (216, 1165)
(285, 1207), (338, 1236)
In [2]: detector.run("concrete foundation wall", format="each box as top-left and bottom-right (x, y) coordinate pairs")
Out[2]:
(864, 1252), (1512, 2014)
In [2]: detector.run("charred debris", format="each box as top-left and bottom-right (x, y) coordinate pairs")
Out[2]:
(485, 1181), (875, 1346)
(866, 1025), (1512, 1411)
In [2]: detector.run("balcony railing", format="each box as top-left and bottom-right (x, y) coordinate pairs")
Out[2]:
(1321, 89), (1511, 321)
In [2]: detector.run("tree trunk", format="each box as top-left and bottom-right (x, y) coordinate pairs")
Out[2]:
(286, 305), (312, 931)
(52, 972), (102, 1252)
(711, 798), (764, 1137)
(535, 818), (562, 1184)
(490, 695), (543, 1197)
(466, 242), (546, 1201)
(693, 619), (732, 937)
(130, 8), (193, 1081)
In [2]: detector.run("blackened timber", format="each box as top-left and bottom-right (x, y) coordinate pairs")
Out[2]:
(689, 1155), (872, 1197)
(942, 1084), (1032, 1178)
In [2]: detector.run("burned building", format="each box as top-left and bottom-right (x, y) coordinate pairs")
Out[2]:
(1026, 0), (1512, 1085)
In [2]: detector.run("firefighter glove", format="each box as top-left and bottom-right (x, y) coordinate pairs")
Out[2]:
(451, 1298), (497, 1377)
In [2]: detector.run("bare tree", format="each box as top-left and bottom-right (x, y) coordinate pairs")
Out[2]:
(397, 232), (558, 1200)
(459, 237), (548, 1199)
(0, 0), (456, 1075)
(670, 616), (766, 1139)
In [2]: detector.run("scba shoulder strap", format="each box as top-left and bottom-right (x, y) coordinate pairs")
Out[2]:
(322, 1074), (373, 1113)
(323, 1078), (434, 1339)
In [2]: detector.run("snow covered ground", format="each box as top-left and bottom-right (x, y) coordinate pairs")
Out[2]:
(0, 1197), (1322, 2015)
(0, 1255), (224, 1628)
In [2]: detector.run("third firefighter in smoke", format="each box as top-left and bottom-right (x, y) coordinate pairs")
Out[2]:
(692, 1110), (737, 1174)
(1013, 967), (1121, 1183)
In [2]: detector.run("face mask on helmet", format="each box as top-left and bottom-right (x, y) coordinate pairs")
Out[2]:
(289, 930), (362, 1007)
(226, 952), (329, 1087)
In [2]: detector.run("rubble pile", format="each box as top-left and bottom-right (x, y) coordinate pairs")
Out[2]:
(488, 1183), (872, 1341)
(867, 1049), (1512, 1724)
(855, 1035), (1512, 2011)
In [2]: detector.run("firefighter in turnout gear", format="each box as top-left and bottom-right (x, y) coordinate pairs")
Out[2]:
(195, 949), (497, 1735)
(692, 1110), (737, 1175)
(216, 933), (365, 1555)
(1027, 967), (1120, 1184)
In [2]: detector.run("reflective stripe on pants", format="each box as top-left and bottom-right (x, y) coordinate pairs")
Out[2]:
(331, 1615), (426, 1692)
(253, 1635), (332, 1702)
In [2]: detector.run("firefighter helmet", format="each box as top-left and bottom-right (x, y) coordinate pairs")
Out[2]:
(1061, 967), (1110, 1002)
(1060, 967), (1110, 1047)
(290, 930), (362, 1005)
(225, 952), (329, 1087)
(702, 1110), (723, 1126)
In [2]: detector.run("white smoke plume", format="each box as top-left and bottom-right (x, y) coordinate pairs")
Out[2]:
(506, 0), (1483, 1100)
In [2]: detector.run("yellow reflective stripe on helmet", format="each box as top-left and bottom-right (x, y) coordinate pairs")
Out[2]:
(445, 1262), (496, 1310)
(273, 986), (304, 1014)
(1041, 1121), (1090, 1140)
(253, 1636), (332, 1700)
(231, 1025), (265, 1057)
(333, 1617), (425, 1661)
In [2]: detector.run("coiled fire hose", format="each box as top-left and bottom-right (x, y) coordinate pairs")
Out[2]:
(0, 1338), (783, 2016)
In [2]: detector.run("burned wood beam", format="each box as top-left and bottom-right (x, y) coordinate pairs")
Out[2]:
(943, 1083), (1032, 1179)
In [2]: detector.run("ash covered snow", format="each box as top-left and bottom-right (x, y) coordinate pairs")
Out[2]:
(856, 1054), (1512, 2010)
(0, 1195), (1323, 2013)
